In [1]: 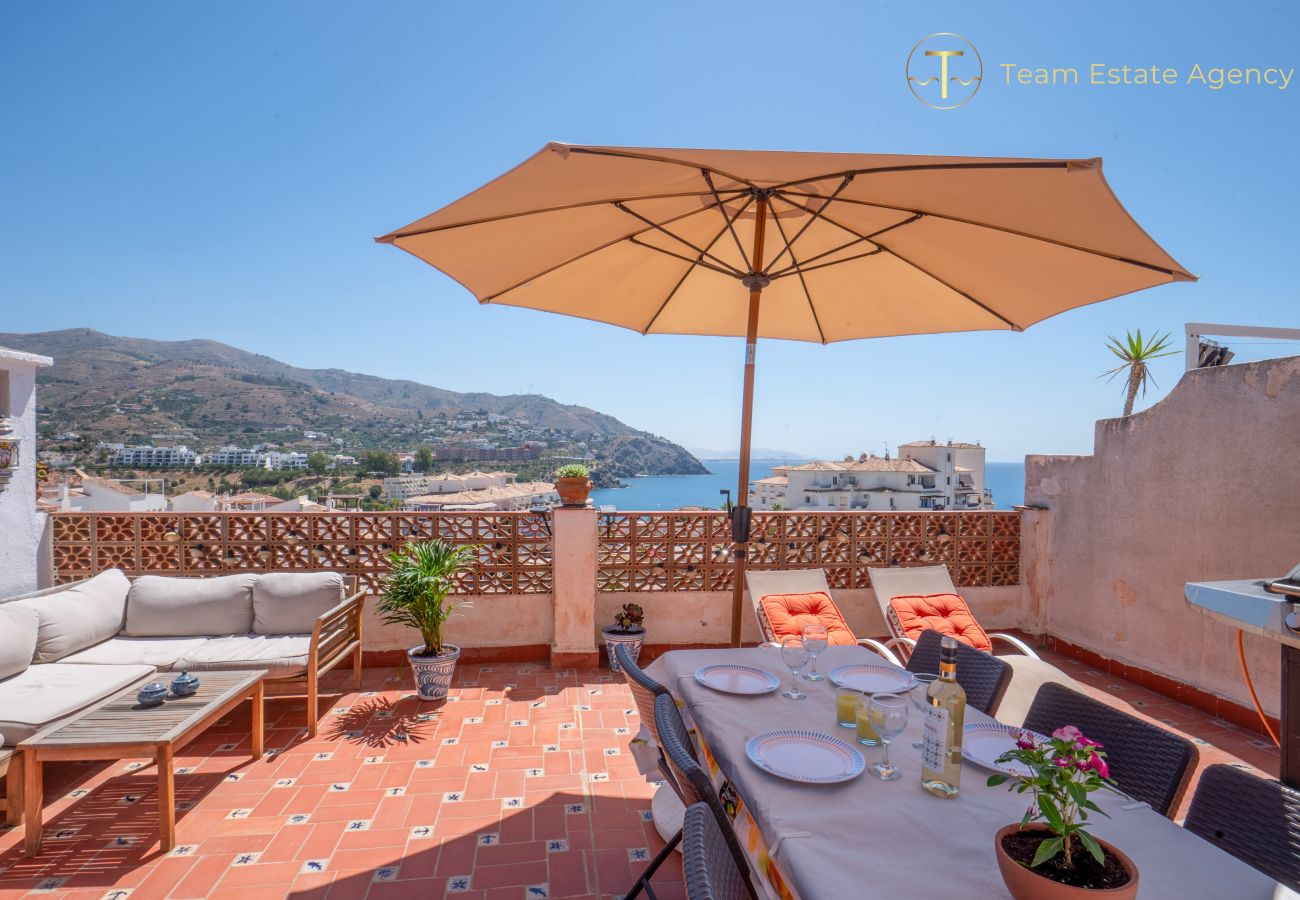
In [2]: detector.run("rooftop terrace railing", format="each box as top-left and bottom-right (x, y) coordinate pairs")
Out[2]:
(50, 511), (554, 594)
(596, 510), (1021, 591)
(49, 509), (1022, 595)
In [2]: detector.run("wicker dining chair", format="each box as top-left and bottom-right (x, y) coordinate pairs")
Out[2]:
(905, 628), (1012, 716)
(615, 642), (697, 801)
(1022, 682), (1198, 818)
(683, 801), (756, 900)
(1185, 763), (1300, 890)
(655, 694), (758, 898)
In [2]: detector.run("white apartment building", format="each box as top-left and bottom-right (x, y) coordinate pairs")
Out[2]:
(403, 481), (559, 512)
(109, 445), (198, 467)
(201, 447), (263, 467)
(751, 440), (992, 512)
(58, 475), (168, 512)
(383, 470), (514, 501)
(264, 451), (308, 470)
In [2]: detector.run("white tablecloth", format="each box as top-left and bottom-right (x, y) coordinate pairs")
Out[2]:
(646, 645), (1285, 900)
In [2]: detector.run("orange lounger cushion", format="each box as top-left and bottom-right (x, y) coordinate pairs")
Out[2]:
(759, 591), (858, 646)
(888, 593), (992, 652)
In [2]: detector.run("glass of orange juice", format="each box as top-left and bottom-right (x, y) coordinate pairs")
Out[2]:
(835, 686), (859, 728)
(855, 692), (882, 746)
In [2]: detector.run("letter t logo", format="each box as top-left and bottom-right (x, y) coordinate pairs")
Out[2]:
(925, 49), (965, 100)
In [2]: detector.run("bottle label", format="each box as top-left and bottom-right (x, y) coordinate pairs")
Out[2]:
(921, 705), (950, 771)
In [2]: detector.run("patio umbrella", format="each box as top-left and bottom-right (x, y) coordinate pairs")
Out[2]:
(376, 143), (1194, 646)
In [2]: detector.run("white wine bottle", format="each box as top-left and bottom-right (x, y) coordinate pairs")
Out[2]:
(920, 635), (966, 798)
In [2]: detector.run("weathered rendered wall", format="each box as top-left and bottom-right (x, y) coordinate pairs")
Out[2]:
(1025, 355), (1300, 716)
(360, 593), (554, 654)
(0, 350), (51, 597)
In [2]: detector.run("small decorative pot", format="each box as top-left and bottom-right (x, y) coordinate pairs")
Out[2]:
(408, 644), (462, 701)
(555, 477), (593, 507)
(137, 683), (168, 708)
(602, 626), (646, 672)
(994, 824), (1139, 900)
(170, 670), (200, 697)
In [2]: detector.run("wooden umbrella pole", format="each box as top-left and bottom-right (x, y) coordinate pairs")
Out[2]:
(729, 193), (769, 647)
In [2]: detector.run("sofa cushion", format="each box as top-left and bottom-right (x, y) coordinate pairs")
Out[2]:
(758, 591), (858, 646)
(12, 569), (130, 663)
(888, 592), (993, 653)
(0, 603), (38, 680)
(60, 635), (212, 670)
(125, 573), (257, 637)
(0, 663), (155, 744)
(253, 572), (345, 635)
(176, 634), (311, 678)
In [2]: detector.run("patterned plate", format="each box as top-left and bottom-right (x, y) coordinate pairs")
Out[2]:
(694, 664), (781, 695)
(962, 723), (1049, 777)
(828, 661), (914, 694)
(746, 729), (865, 784)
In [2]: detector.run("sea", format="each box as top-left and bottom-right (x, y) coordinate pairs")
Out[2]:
(591, 459), (1026, 512)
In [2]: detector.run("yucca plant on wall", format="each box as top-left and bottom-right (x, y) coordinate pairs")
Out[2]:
(379, 539), (477, 701)
(1100, 330), (1177, 417)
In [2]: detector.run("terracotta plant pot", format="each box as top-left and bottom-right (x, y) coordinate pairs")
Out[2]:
(407, 644), (461, 701)
(602, 626), (646, 672)
(555, 476), (593, 507)
(994, 824), (1139, 900)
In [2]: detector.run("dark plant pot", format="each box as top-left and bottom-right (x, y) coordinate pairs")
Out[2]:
(407, 644), (461, 701)
(555, 477), (593, 507)
(994, 824), (1139, 900)
(602, 626), (646, 672)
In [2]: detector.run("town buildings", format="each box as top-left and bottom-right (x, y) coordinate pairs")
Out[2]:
(751, 440), (992, 511)
(109, 444), (199, 467)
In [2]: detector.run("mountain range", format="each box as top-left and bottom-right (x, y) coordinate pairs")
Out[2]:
(0, 329), (707, 480)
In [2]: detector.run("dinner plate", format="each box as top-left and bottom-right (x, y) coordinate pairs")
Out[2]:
(694, 664), (781, 695)
(962, 722), (1049, 777)
(746, 729), (865, 784)
(828, 661), (914, 694)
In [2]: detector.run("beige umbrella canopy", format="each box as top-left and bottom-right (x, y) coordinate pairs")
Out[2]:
(378, 143), (1194, 644)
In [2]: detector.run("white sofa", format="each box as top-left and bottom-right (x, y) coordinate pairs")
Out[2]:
(0, 569), (364, 756)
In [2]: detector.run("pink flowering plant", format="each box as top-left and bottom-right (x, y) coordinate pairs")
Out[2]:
(987, 726), (1117, 870)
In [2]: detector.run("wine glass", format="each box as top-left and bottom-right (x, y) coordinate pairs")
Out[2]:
(801, 623), (829, 681)
(779, 636), (808, 701)
(866, 693), (909, 780)
(909, 673), (938, 748)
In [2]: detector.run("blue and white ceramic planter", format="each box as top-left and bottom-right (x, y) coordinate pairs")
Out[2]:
(602, 627), (645, 672)
(408, 645), (461, 701)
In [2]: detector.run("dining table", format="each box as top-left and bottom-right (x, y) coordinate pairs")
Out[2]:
(643, 645), (1290, 900)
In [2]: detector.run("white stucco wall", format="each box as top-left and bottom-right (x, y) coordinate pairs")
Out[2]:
(0, 347), (53, 598)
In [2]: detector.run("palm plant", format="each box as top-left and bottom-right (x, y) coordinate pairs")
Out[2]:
(378, 539), (477, 657)
(1100, 330), (1177, 416)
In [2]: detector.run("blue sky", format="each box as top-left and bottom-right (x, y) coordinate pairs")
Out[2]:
(2, 2), (1296, 459)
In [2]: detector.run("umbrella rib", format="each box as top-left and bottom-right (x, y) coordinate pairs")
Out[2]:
(564, 146), (759, 190)
(640, 209), (744, 334)
(878, 244), (1022, 331)
(763, 196), (923, 278)
(701, 169), (753, 272)
(613, 202), (746, 277)
(760, 177), (854, 276)
(481, 195), (741, 303)
(379, 189), (748, 242)
(769, 246), (884, 278)
(780, 190), (1186, 278)
(626, 237), (741, 278)
(766, 203), (827, 344)
(765, 159), (1071, 192)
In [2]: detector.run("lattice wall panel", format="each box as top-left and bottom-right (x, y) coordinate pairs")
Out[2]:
(51, 512), (553, 595)
(596, 511), (1021, 591)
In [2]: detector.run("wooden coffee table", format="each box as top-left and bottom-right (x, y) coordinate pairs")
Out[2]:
(20, 669), (266, 856)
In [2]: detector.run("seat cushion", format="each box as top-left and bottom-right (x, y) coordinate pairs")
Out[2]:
(0, 662), (155, 744)
(176, 634), (311, 678)
(0, 603), (38, 680)
(759, 592), (858, 646)
(253, 572), (345, 635)
(59, 635), (213, 670)
(12, 570), (130, 663)
(889, 593), (992, 652)
(125, 573), (257, 637)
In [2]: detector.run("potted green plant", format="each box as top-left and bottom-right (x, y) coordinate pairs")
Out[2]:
(988, 727), (1138, 899)
(378, 539), (477, 701)
(554, 463), (593, 507)
(602, 602), (645, 672)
